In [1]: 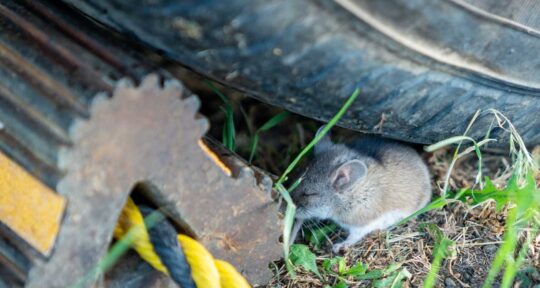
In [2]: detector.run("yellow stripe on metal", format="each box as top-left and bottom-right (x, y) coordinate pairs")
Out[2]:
(198, 140), (232, 177)
(0, 151), (65, 255)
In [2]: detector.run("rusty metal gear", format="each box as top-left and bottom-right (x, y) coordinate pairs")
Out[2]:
(27, 74), (281, 287)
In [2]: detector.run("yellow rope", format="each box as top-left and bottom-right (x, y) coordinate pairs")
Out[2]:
(114, 197), (251, 288)
(114, 198), (168, 274)
(214, 259), (251, 288)
(178, 234), (220, 288)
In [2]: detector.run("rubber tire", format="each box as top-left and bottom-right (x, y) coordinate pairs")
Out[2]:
(63, 0), (540, 146)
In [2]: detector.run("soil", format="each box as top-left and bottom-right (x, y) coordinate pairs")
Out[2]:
(169, 66), (540, 288)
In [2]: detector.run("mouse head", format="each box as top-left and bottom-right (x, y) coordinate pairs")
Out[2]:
(292, 127), (367, 220)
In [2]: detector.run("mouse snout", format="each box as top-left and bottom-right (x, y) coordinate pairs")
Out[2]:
(291, 188), (317, 210)
(292, 187), (325, 211)
(291, 190), (306, 207)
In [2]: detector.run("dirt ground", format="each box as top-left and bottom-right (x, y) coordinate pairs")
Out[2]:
(267, 150), (540, 287)
(175, 69), (540, 287)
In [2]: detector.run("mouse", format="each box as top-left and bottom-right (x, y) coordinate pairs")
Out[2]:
(291, 127), (431, 252)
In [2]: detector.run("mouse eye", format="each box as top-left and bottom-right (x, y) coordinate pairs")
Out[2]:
(304, 191), (318, 197)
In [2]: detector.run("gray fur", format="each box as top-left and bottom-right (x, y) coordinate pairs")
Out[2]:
(292, 134), (431, 251)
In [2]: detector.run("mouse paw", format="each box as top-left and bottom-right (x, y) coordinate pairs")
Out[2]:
(332, 242), (350, 253)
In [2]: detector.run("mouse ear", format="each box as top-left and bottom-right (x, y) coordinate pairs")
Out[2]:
(331, 160), (367, 192)
(314, 125), (332, 154)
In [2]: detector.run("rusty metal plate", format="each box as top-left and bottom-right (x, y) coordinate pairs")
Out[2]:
(28, 75), (281, 287)
(0, 151), (65, 256)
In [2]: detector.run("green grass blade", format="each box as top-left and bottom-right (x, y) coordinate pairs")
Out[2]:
(222, 116), (230, 148)
(288, 177), (303, 193)
(422, 110), (538, 287)
(423, 225), (455, 288)
(483, 207), (518, 288)
(398, 197), (449, 225)
(276, 88), (360, 184)
(485, 172), (538, 287)
(423, 238), (454, 288)
(500, 229), (534, 288)
(275, 88), (359, 276)
(71, 211), (164, 288)
(424, 136), (477, 152)
(276, 183), (297, 275)
(226, 108), (236, 151)
(259, 111), (289, 132)
(205, 80), (230, 105)
(390, 268), (412, 288)
(207, 80), (236, 151)
(427, 132), (495, 194)
(248, 111), (288, 163)
(248, 135), (260, 163)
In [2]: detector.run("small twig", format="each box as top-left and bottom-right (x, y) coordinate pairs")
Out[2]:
(448, 258), (471, 287)
(456, 241), (505, 248)
(373, 112), (387, 132)
(387, 232), (423, 243)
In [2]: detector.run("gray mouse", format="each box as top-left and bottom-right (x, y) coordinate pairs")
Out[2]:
(291, 128), (431, 252)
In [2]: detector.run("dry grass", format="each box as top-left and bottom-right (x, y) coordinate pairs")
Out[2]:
(186, 79), (540, 287)
(267, 147), (540, 288)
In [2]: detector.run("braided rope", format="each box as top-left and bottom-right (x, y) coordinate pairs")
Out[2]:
(113, 198), (167, 274)
(114, 197), (250, 288)
(214, 259), (251, 288)
(139, 206), (196, 288)
(177, 234), (220, 287)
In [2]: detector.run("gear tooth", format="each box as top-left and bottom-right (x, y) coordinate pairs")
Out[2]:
(164, 78), (184, 93)
(85, 92), (110, 119)
(196, 117), (210, 136)
(238, 167), (255, 181)
(256, 173), (273, 195)
(93, 91), (110, 105)
(116, 78), (135, 90)
(58, 107), (91, 171)
(140, 74), (160, 89)
(183, 96), (201, 115)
